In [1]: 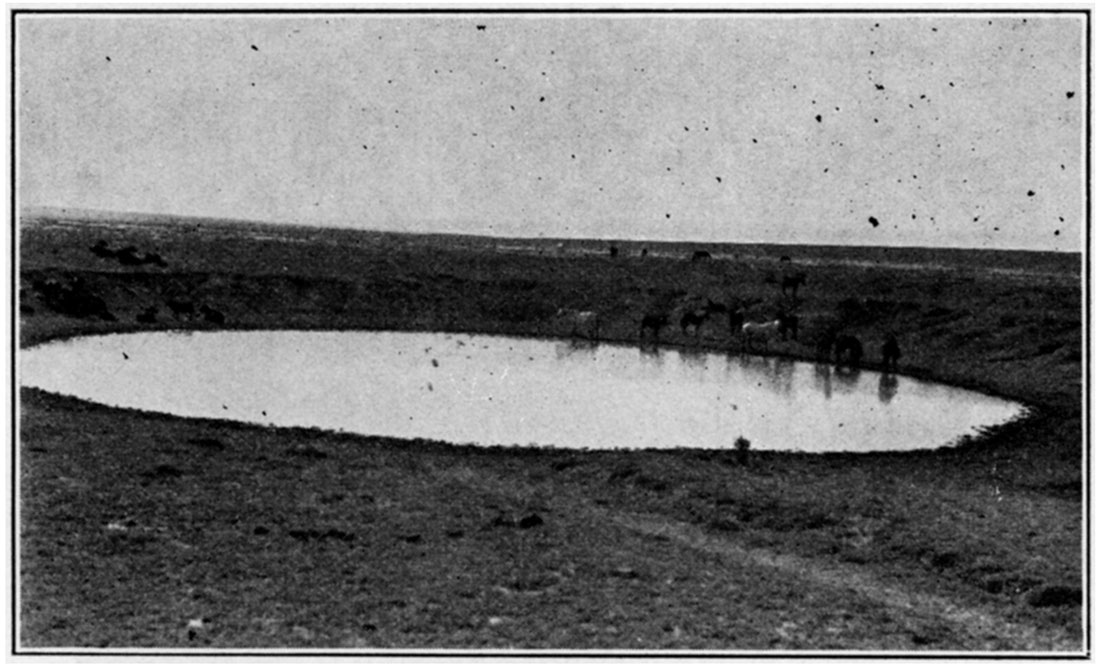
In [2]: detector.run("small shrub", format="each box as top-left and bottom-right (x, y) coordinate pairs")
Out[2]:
(734, 436), (751, 466)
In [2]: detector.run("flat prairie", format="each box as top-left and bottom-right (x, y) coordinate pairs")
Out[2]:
(16, 210), (1083, 651)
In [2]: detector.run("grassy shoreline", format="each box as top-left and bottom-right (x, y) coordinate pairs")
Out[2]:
(17, 214), (1084, 650)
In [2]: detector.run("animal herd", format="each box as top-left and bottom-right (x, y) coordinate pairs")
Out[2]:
(37, 235), (899, 371)
(558, 251), (902, 371)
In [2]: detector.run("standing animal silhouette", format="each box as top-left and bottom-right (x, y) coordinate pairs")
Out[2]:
(881, 334), (901, 371)
(640, 313), (670, 341)
(680, 301), (726, 336)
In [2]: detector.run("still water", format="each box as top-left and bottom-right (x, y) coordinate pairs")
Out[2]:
(20, 330), (1026, 452)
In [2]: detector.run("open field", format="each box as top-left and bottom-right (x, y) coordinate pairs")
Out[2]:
(16, 210), (1084, 651)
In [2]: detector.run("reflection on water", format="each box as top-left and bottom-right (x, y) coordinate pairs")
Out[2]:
(833, 366), (862, 394)
(732, 355), (796, 397)
(554, 338), (599, 360)
(20, 331), (1026, 453)
(812, 363), (833, 400)
(878, 373), (900, 405)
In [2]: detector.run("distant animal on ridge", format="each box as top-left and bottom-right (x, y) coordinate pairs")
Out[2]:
(691, 250), (712, 262)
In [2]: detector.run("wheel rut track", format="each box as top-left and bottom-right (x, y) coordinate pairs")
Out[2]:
(438, 462), (1079, 652)
(593, 507), (1079, 652)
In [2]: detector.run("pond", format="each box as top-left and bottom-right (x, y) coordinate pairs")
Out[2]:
(19, 330), (1026, 453)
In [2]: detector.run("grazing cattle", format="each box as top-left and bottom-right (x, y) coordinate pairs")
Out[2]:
(200, 304), (226, 326)
(556, 308), (599, 340)
(728, 308), (745, 336)
(641, 248), (649, 257)
(835, 334), (864, 367)
(640, 313), (670, 341)
(142, 252), (168, 267)
(881, 334), (901, 371)
(778, 313), (800, 341)
(680, 301), (727, 336)
(136, 306), (158, 324)
(780, 255), (792, 263)
(741, 320), (782, 353)
(166, 299), (196, 319)
(691, 250), (712, 262)
(609, 245), (619, 258)
(780, 273), (807, 298)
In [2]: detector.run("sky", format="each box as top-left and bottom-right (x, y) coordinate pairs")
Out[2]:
(16, 12), (1086, 251)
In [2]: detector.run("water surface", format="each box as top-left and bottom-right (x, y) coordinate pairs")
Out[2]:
(20, 330), (1026, 452)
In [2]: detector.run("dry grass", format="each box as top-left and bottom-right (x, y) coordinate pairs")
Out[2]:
(16, 212), (1083, 651)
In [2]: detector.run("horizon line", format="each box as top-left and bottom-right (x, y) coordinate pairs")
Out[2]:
(19, 205), (1083, 256)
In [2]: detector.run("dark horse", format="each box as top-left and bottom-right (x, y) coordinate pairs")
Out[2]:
(834, 334), (863, 367)
(680, 301), (727, 335)
(691, 250), (712, 262)
(777, 312), (799, 341)
(881, 334), (901, 371)
(780, 273), (807, 298)
(640, 313), (671, 341)
(728, 308), (745, 336)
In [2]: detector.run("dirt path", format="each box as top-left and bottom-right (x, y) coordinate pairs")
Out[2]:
(435, 460), (1078, 651)
(596, 508), (1078, 652)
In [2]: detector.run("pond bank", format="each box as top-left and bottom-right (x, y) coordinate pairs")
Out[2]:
(17, 217), (1083, 650)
